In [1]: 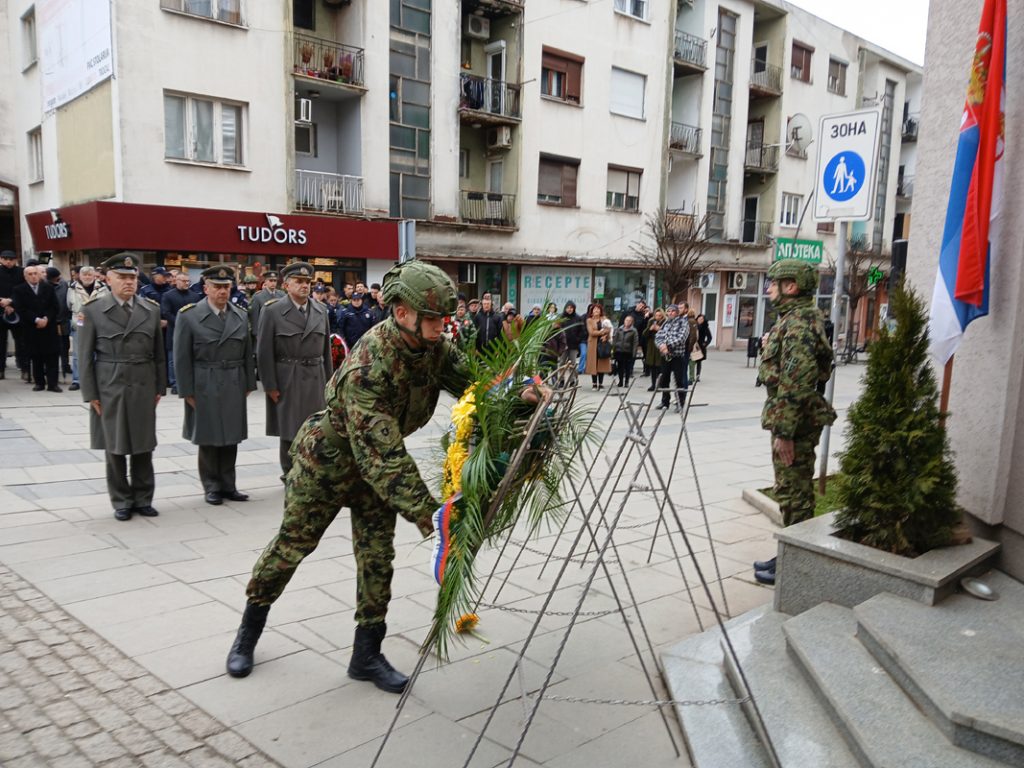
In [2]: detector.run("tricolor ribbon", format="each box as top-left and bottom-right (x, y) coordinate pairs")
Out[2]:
(431, 492), (460, 585)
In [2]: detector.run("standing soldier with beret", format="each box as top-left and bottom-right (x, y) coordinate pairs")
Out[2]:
(225, 261), (476, 691)
(255, 262), (331, 476)
(174, 265), (256, 506)
(752, 258), (836, 585)
(78, 253), (166, 521)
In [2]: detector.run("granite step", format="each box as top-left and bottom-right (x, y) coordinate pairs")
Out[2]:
(784, 602), (1009, 768)
(719, 610), (860, 768)
(661, 606), (772, 768)
(854, 570), (1024, 766)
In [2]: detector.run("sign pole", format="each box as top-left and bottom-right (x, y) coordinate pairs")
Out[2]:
(817, 219), (847, 495)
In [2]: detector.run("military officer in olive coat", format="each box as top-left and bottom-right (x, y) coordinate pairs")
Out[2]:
(78, 253), (167, 521)
(248, 270), (282, 345)
(256, 262), (332, 475)
(174, 266), (257, 505)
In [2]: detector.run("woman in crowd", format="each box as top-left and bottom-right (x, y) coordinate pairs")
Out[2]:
(642, 308), (665, 391)
(613, 314), (639, 388)
(584, 304), (612, 390)
(694, 312), (712, 382)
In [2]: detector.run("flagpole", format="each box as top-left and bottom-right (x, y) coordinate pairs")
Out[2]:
(817, 219), (847, 495)
(938, 356), (954, 429)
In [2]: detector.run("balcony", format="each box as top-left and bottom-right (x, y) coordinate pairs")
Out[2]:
(749, 61), (783, 98)
(741, 219), (772, 246)
(463, 0), (524, 14)
(902, 115), (920, 142)
(459, 74), (522, 125)
(666, 209), (697, 238)
(293, 33), (365, 90)
(295, 170), (363, 215)
(744, 143), (779, 173)
(459, 191), (517, 228)
(673, 30), (707, 75)
(669, 122), (702, 156)
(897, 175), (915, 199)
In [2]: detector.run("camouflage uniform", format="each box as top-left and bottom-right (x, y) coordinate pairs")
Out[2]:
(759, 273), (836, 527)
(247, 315), (469, 618)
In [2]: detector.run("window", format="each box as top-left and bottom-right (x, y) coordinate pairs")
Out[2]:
(27, 127), (43, 182)
(538, 155), (579, 207)
(541, 47), (583, 104)
(613, 0), (647, 21)
(817, 221), (835, 234)
(164, 93), (246, 166)
(780, 193), (802, 227)
(609, 67), (646, 119)
(459, 149), (469, 179)
(606, 166), (641, 212)
(293, 0), (314, 29)
(21, 8), (37, 69)
(161, 0), (243, 25)
(828, 58), (847, 95)
(295, 122), (316, 156)
(791, 42), (813, 82)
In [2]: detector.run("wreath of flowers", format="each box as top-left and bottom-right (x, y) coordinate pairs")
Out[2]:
(426, 316), (592, 659)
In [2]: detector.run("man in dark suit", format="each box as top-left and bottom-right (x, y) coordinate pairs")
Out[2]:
(0, 250), (26, 380)
(78, 253), (166, 521)
(11, 265), (62, 391)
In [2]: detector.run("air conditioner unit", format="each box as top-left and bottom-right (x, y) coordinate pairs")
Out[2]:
(728, 272), (748, 290)
(296, 98), (312, 124)
(486, 126), (513, 150)
(458, 263), (477, 283)
(464, 15), (490, 40)
(698, 273), (715, 290)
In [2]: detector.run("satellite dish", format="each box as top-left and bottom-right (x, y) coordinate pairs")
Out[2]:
(787, 113), (813, 156)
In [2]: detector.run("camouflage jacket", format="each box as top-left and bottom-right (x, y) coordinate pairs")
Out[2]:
(321, 317), (471, 527)
(759, 296), (836, 439)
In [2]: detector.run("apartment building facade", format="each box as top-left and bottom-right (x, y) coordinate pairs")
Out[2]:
(2, 0), (920, 348)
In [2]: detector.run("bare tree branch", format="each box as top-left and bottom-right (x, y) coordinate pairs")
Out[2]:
(630, 206), (713, 304)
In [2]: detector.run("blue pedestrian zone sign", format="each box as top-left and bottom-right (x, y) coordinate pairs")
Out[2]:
(823, 151), (865, 202)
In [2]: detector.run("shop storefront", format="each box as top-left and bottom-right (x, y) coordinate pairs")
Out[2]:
(593, 267), (652, 319)
(26, 201), (401, 287)
(518, 265), (593, 314)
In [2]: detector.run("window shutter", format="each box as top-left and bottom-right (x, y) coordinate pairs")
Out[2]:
(538, 160), (563, 199)
(542, 52), (569, 74)
(609, 67), (645, 118)
(562, 164), (578, 207)
(566, 61), (582, 103)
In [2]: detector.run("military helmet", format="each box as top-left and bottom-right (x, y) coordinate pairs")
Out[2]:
(768, 259), (819, 294)
(381, 260), (458, 317)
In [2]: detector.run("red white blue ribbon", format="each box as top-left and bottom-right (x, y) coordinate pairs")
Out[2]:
(431, 492), (460, 585)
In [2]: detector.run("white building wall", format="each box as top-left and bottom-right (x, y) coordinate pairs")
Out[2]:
(114, 2), (289, 212)
(359, 5), (392, 217)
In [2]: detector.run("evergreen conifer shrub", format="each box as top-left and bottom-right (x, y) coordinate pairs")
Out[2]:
(833, 284), (960, 556)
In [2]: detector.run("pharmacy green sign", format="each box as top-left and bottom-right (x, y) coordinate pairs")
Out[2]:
(774, 238), (823, 264)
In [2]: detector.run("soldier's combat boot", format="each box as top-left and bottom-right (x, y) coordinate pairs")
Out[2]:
(347, 623), (409, 694)
(226, 602), (270, 678)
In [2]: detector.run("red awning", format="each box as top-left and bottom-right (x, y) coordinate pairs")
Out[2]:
(26, 201), (399, 260)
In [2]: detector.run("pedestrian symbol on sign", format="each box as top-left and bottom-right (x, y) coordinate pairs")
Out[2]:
(823, 151), (866, 202)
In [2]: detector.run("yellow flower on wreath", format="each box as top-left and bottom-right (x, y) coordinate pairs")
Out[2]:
(442, 388), (477, 498)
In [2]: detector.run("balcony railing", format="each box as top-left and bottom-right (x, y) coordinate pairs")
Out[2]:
(741, 219), (772, 246)
(460, 191), (517, 227)
(673, 30), (707, 70)
(902, 115), (920, 142)
(295, 170), (363, 214)
(749, 61), (783, 95)
(459, 74), (522, 120)
(897, 175), (915, 198)
(745, 143), (779, 173)
(669, 122), (702, 155)
(293, 32), (365, 88)
(666, 209), (697, 238)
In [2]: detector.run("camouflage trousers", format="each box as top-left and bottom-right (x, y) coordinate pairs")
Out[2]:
(771, 425), (824, 527)
(246, 418), (397, 627)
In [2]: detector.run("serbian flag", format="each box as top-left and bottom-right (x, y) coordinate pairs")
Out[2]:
(928, 0), (1006, 365)
(430, 492), (460, 585)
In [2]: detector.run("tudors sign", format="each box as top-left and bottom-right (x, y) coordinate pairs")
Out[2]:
(774, 237), (823, 263)
(237, 214), (308, 245)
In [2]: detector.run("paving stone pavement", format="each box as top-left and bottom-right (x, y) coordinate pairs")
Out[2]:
(0, 352), (863, 767)
(0, 562), (282, 768)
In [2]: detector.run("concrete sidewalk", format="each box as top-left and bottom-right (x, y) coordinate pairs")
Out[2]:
(0, 350), (863, 767)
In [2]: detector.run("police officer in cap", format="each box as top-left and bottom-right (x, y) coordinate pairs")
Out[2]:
(255, 262), (331, 475)
(174, 265), (256, 505)
(78, 253), (167, 521)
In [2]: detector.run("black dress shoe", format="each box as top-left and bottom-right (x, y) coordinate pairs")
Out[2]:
(647, 385), (656, 391)
(753, 557), (777, 571)
(221, 490), (249, 502)
(134, 505), (159, 517)
(32, 385), (44, 391)
(114, 508), (132, 521)
(655, 403), (669, 410)
(48, 386), (63, 393)
(69, 383), (80, 391)
(0, 369), (5, 380)
(205, 492), (224, 505)
(170, 386), (178, 395)
(754, 568), (776, 586)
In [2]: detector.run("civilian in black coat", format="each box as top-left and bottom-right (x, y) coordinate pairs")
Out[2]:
(11, 265), (62, 391)
(473, 294), (503, 353)
(0, 250), (26, 379)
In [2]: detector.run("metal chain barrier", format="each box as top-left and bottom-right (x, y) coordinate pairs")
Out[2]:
(479, 602), (620, 618)
(540, 693), (751, 707)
